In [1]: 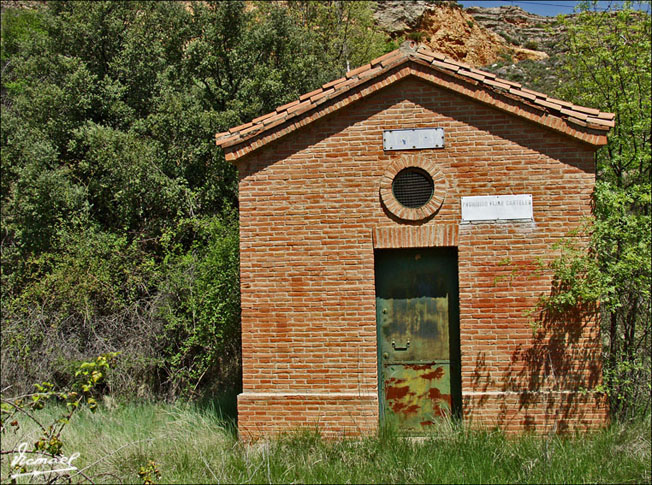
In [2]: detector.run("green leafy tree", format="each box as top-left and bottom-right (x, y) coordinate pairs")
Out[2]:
(1, 1), (388, 398)
(547, 1), (651, 419)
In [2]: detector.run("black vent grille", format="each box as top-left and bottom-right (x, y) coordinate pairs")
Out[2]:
(392, 168), (434, 208)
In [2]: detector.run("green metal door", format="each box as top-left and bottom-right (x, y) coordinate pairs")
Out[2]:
(375, 248), (461, 432)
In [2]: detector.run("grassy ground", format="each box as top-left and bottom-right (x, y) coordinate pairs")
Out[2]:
(1, 399), (650, 484)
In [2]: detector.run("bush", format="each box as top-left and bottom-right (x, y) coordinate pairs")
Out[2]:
(158, 215), (241, 399)
(1, 1), (387, 400)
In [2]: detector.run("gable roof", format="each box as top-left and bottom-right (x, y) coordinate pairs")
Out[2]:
(215, 41), (614, 161)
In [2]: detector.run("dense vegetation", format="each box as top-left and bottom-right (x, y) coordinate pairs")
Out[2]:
(1, 0), (650, 422)
(1, 1), (387, 399)
(548, 1), (651, 419)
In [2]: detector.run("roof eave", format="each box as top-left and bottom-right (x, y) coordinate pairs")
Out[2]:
(216, 43), (613, 162)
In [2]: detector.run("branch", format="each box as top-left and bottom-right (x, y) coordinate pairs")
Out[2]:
(0, 397), (48, 434)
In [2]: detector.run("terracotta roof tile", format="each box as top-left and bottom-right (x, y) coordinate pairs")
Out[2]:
(215, 133), (242, 146)
(215, 42), (614, 155)
(335, 78), (358, 91)
(239, 123), (261, 137)
(381, 51), (405, 67)
(471, 66), (495, 79)
(346, 63), (371, 79)
(276, 99), (300, 112)
(572, 104), (601, 116)
(561, 107), (584, 118)
(263, 112), (287, 126)
(511, 88), (536, 101)
(252, 111), (276, 124)
(484, 78), (511, 90)
(418, 45), (446, 61)
(309, 87), (335, 103)
(228, 121), (253, 134)
(432, 59), (461, 73)
(568, 116), (589, 127)
(502, 79), (522, 88)
(521, 87), (547, 98)
(464, 70), (486, 82)
(432, 52), (447, 62)
(260, 113), (288, 133)
(287, 99), (312, 115)
(371, 50), (402, 66)
(535, 98), (563, 111)
(586, 116), (615, 128)
(299, 88), (323, 101)
(358, 65), (384, 81)
(323, 76), (346, 90)
(413, 52), (435, 63)
(550, 98), (575, 109)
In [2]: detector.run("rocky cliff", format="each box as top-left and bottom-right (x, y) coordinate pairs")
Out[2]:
(466, 5), (564, 53)
(373, 1), (563, 67)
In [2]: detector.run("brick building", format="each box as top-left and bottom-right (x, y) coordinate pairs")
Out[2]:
(215, 42), (613, 438)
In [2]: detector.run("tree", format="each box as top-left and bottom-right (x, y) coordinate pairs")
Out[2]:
(550, 1), (651, 419)
(1, 1), (388, 398)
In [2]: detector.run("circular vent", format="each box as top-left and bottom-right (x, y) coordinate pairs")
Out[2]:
(391, 167), (434, 208)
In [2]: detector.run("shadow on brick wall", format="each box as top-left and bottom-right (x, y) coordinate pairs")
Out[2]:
(505, 295), (604, 431)
(465, 284), (607, 432)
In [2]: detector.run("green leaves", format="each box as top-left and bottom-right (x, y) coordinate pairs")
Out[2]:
(1, 1), (387, 399)
(548, 1), (651, 419)
(1, 353), (118, 482)
(158, 215), (240, 397)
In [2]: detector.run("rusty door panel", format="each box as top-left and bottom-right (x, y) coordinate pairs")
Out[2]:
(383, 363), (452, 430)
(375, 248), (461, 433)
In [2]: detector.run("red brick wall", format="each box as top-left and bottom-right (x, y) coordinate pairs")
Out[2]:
(235, 75), (607, 439)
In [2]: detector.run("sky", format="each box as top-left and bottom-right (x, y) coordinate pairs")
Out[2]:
(458, 1), (651, 17)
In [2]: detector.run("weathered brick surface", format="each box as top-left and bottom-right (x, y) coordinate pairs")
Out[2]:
(235, 75), (607, 439)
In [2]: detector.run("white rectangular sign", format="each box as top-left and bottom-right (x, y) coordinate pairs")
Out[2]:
(461, 194), (533, 222)
(383, 128), (444, 151)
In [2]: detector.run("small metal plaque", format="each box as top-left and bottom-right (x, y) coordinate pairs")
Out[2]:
(461, 194), (533, 222)
(383, 128), (444, 151)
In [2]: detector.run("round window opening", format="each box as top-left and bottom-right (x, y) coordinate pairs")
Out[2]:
(391, 167), (434, 209)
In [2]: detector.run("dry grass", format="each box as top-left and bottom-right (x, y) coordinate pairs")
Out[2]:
(1, 400), (650, 484)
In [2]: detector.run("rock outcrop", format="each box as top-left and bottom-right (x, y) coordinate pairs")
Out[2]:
(466, 5), (565, 53)
(374, 1), (552, 67)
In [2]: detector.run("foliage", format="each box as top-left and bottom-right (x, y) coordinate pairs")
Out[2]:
(542, 1), (651, 419)
(1, 1), (387, 398)
(138, 460), (162, 485)
(0, 353), (118, 483)
(158, 215), (240, 398)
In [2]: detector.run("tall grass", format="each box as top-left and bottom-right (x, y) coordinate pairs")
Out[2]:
(2, 400), (650, 484)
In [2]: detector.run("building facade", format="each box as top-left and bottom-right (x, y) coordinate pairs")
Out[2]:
(216, 42), (613, 438)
